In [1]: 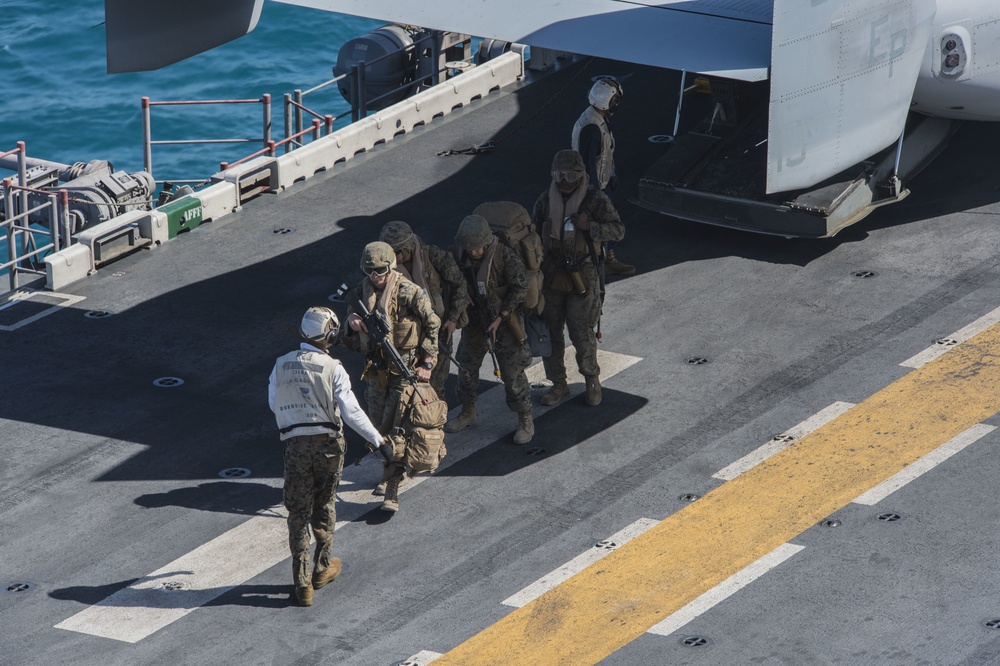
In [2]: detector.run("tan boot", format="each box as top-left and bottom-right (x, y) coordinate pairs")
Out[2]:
(540, 380), (568, 406)
(381, 476), (400, 513)
(512, 412), (534, 445)
(584, 375), (602, 406)
(604, 250), (635, 276)
(312, 557), (342, 589)
(444, 404), (477, 433)
(295, 585), (313, 607)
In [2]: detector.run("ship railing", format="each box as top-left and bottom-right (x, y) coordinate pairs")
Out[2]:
(1, 142), (71, 292)
(141, 95), (272, 185)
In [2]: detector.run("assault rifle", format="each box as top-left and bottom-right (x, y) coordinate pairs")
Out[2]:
(335, 282), (430, 405)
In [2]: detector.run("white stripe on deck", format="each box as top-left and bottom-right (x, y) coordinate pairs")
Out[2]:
(502, 518), (659, 608)
(851, 423), (995, 506)
(55, 348), (641, 643)
(647, 543), (805, 637)
(54, 508), (290, 643)
(712, 402), (855, 481)
(401, 650), (443, 665)
(900, 305), (1000, 369)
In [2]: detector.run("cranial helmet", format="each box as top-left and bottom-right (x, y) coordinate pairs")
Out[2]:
(300, 306), (340, 345)
(379, 220), (415, 252)
(361, 241), (397, 273)
(588, 78), (623, 114)
(455, 214), (495, 252)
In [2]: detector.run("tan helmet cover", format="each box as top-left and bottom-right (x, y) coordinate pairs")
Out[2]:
(361, 241), (398, 272)
(379, 220), (415, 251)
(551, 149), (585, 175)
(455, 214), (495, 252)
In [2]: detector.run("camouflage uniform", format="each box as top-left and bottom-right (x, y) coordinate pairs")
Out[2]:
(344, 279), (440, 429)
(447, 215), (534, 443)
(455, 244), (531, 414)
(282, 434), (344, 591)
(344, 242), (440, 511)
(532, 150), (624, 402)
(380, 221), (469, 400)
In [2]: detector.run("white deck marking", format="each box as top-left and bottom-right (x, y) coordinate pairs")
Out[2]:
(900, 305), (1000, 369)
(712, 402), (855, 481)
(0, 289), (86, 331)
(55, 348), (641, 642)
(502, 518), (659, 608)
(851, 423), (995, 506)
(401, 650), (443, 665)
(54, 508), (290, 643)
(646, 543), (805, 637)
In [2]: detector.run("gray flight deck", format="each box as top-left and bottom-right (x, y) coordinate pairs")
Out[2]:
(4, 57), (1000, 665)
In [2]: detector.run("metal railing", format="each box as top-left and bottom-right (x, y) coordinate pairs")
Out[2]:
(1, 142), (71, 291)
(139, 32), (483, 186)
(141, 95), (272, 184)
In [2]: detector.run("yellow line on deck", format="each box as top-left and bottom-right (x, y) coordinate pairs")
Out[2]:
(433, 323), (1000, 665)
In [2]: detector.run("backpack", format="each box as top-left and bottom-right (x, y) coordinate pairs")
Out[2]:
(389, 383), (448, 474)
(473, 201), (545, 315)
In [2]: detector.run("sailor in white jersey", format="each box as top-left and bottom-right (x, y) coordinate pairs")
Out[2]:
(268, 306), (386, 606)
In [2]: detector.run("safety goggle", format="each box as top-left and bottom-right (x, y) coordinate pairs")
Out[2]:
(552, 170), (583, 183)
(364, 265), (391, 277)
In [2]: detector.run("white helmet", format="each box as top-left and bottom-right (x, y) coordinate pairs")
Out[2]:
(299, 306), (340, 346)
(588, 78), (623, 114)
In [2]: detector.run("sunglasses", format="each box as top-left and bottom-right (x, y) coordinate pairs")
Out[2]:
(553, 170), (583, 183)
(364, 265), (391, 277)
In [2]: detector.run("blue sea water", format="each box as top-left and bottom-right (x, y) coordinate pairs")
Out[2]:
(0, 0), (379, 184)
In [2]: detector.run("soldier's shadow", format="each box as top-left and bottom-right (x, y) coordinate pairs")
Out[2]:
(437, 387), (648, 478)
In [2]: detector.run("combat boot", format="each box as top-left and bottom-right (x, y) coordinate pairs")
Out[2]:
(444, 404), (477, 433)
(512, 412), (534, 445)
(381, 476), (401, 513)
(604, 250), (636, 276)
(585, 375), (602, 406)
(540, 380), (568, 406)
(295, 585), (313, 607)
(373, 476), (404, 497)
(312, 557), (342, 590)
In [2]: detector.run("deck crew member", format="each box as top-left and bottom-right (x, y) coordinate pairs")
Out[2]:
(268, 307), (385, 607)
(572, 77), (635, 276)
(445, 214), (534, 444)
(344, 241), (440, 512)
(379, 220), (469, 401)
(532, 149), (625, 407)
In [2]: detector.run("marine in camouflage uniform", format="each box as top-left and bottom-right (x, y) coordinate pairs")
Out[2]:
(532, 149), (625, 407)
(344, 241), (440, 512)
(444, 215), (535, 444)
(379, 220), (469, 401)
(269, 307), (385, 606)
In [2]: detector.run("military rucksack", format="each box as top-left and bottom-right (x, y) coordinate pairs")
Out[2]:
(473, 201), (545, 315)
(388, 383), (448, 474)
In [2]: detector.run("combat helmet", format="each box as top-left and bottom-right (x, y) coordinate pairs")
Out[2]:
(455, 214), (495, 252)
(361, 241), (397, 274)
(379, 220), (416, 252)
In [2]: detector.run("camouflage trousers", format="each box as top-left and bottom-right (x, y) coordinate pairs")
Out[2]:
(542, 261), (602, 381)
(455, 317), (532, 413)
(283, 434), (345, 589)
(365, 374), (406, 433)
(430, 330), (453, 401)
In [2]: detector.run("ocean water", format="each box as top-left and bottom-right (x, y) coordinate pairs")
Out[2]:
(0, 0), (379, 184)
